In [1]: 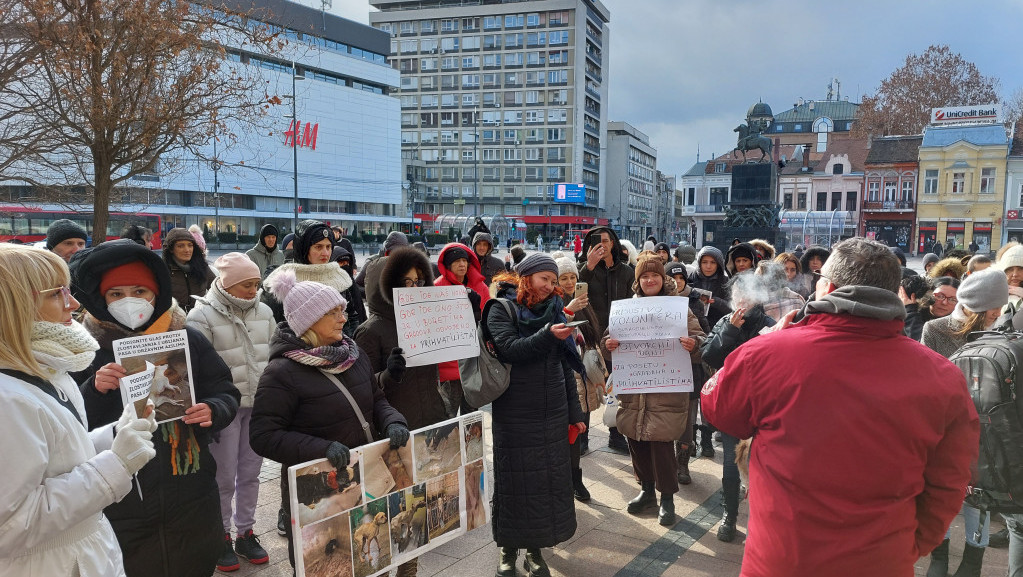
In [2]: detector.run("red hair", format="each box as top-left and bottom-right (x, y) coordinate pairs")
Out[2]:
(516, 273), (564, 308)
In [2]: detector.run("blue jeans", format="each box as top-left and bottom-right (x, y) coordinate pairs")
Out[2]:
(1004, 513), (1023, 577)
(945, 503), (990, 547)
(721, 433), (739, 482)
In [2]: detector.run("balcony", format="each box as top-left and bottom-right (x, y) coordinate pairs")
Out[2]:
(862, 200), (914, 211)
(695, 204), (726, 214)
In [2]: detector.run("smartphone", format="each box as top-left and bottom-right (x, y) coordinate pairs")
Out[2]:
(564, 320), (589, 328)
(575, 282), (588, 297)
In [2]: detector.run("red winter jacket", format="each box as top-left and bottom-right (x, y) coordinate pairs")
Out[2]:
(702, 312), (978, 577)
(435, 244), (491, 382)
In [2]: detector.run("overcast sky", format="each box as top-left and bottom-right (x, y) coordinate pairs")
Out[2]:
(306, 0), (1023, 179)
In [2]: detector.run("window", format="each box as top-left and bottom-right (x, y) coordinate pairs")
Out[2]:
(549, 50), (569, 64)
(548, 70), (568, 84)
(505, 52), (523, 66)
(440, 19), (457, 32)
(462, 56), (479, 68)
(440, 130), (458, 143)
(527, 32), (546, 46)
(399, 40), (418, 53)
(400, 76), (419, 89)
(503, 149), (522, 161)
(400, 21), (415, 34)
(526, 52), (543, 66)
(952, 172), (965, 194)
(505, 14), (524, 28)
(901, 180), (913, 201)
(504, 72), (522, 85)
(462, 17), (478, 30)
(924, 169), (938, 194)
(483, 73), (499, 87)
(420, 20), (435, 33)
(526, 13), (541, 27)
(525, 148), (541, 161)
(884, 181), (897, 202)
(483, 16), (501, 30)
(793, 124), (802, 132)
(420, 58), (437, 71)
(525, 129), (543, 142)
(441, 56), (458, 69)
(547, 147), (565, 160)
(441, 94), (456, 107)
(440, 37), (458, 51)
(419, 112), (437, 127)
(846, 191), (857, 211)
(548, 11), (569, 25)
(462, 93), (478, 106)
(868, 181), (879, 201)
(549, 89), (568, 104)
(525, 90), (541, 104)
(797, 193), (806, 210)
(816, 192), (827, 211)
(461, 74), (479, 88)
(526, 71), (544, 85)
(462, 149), (476, 161)
(547, 128), (565, 142)
(548, 167), (565, 180)
(832, 163), (844, 175)
(981, 167), (996, 193)
(503, 91), (523, 106)
(399, 95), (418, 108)
(549, 30), (569, 45)
(505, 33), (523, 48)
(421, 39), (438, 52)
(441, 167), (456, 179)
(440, 74), (457, 88)
(421, 95), (438, 107)
(483, 54), (501, 67)
(481, 111), (499, 125)
(401, 131), (418, 144)
(783, 193), (792, 209)
(440, 112), (456, 126)
(548, 108), (567, 122)
(503, 111), (522, 124)
(524, 110), (542, 123)
(462, 36), (481, 50)
(421, 131), (438, 144)
(482, 149), (499, 161)
(483, 35), (501, 49)
(831, 191), (841, 211)
(401, 113), (417, 126)
(714, 163), (725, 174)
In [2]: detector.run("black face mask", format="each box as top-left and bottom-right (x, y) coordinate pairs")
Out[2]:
(284, 248), (295, 262)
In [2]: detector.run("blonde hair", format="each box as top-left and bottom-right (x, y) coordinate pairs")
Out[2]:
(300, 329), (324, 348)
(0, 244), (70, 379)
(953, 307), (989, 338)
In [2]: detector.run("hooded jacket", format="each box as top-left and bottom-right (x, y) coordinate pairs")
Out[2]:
(354, 248), (448, 429)
(702, 285), (978, 577)
(162, 228), (215, 312)
(331, 245), (365, 336)
(578, 226), (635, 333)
(688, 246), (731, 326)
(435, 244), (490, 382)
(68, 240), (239, 577)
(246, 224), (284, 279)
(725, 242), (761, 275)
(472, 232), (504, 285)
(799, 245), (831, 295)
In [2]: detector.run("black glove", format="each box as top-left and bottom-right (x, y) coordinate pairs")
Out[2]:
(386, 347), (406, 382)
(326, 441), (350, 470)
(385, 423), (410, 449)
(466, 289), (483, 323)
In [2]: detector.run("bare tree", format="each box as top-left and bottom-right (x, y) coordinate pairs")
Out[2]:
(854, 45), (1000, 137)
(0, 0), (282, 238)
(1004, 87), (1023, 126)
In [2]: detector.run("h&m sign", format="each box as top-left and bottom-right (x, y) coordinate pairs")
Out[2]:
(284, 120), (318, 150)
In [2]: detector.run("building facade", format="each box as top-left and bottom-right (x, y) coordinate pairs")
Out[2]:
(369, 0), (611, 236)
(654, 170), (677, 242)
(1004, 128), (1023, 244)
(862, 135), (921, 253)
(604, 121), (656, 245)
(916, 123), (1009, 254)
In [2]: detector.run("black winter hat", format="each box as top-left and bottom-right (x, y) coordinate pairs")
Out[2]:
(664, 261), (688, 278)
(725, 242), (760, 275)
(259, 224), (280, 252)
(46, 219), (88, 250)
(442, 245), (471, 268)
(294, 220), (333, 264)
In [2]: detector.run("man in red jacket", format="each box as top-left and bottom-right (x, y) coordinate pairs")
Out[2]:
(702, 237), (979, 577)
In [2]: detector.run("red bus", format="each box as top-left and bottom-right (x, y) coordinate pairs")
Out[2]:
(0, 207), (163, 248)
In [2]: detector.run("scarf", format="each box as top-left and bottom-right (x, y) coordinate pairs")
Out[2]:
(212, 281), (259, 313)
(516, 293), (584, 373)
(173, 257), (192, 274)
(31, 320), (100, 373)
(279, 325), (360, 374)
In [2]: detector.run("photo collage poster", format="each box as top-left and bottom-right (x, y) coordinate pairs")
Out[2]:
(289, 412), (490, 577)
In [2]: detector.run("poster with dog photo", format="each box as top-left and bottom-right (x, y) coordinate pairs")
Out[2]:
(387, 484), (429, 564)
(113, 329), (195, 424)
(290, 451), (364, 528)
(426, 470), (463, 545)
(463, 459), (488, 531)
(461, 412), (484, 463)
(298, 512), (353, 577)
(350, 497), (392, 577)
(411, 417), (463, 483)
(361, 437), (414, 501)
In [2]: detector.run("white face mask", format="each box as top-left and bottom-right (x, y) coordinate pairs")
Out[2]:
(108, 297), (155, 330)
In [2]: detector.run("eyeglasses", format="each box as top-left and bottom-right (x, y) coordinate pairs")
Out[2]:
(38, 285), (72, 309)
(323, 307), (348, 321)
(932, 293), (958, 304)
(403, 277), (425, 287)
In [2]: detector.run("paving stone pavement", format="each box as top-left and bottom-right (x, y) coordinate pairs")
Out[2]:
(216, 404), (1007, 577)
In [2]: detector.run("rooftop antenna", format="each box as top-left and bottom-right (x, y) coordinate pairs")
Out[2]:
(696, 143), (700, 163)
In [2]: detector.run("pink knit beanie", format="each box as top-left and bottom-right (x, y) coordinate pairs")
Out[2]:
(214, 252), (261, 289)
(266, 269), (347, 335)
(188, 224), (207, 253)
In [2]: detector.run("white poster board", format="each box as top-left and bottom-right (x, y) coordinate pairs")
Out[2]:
(290, 413), (490, 577)
(113, 329), (196, 423)
(608, 297), (693, 394)
(393, 286), (480, 367)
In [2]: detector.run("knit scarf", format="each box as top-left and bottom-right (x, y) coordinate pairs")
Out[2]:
(517, 294), (566, 331)
(212, 281), (259, 313)
(280, 326), (360, 374)
(31, 320), (100, 373)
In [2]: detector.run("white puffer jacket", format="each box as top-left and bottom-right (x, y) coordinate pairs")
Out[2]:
(0, 363), (131, 577)
(186, 283), (275, 408)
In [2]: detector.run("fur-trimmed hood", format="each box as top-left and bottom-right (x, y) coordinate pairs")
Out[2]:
(799, 246), (831, 274)
(367, 247), (435, 318)
(264, 261), (353, 297)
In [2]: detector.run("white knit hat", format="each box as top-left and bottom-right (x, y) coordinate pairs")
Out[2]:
(265, 269), (346, 335)
(555, 257), (577, 277)
(998, 244), (1023, 271)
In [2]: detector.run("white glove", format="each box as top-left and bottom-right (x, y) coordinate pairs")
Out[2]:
(111, 403), (157, 475)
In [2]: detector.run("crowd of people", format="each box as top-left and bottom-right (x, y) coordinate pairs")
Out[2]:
(0, 215), (1015, 577)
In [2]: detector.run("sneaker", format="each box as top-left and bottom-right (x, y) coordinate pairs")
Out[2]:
(216, 533), (240, 572)
(235, 530), (270, 565)
(277, 508), (287, 536)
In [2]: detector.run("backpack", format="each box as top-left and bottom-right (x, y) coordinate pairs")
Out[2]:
(458, 298), (517, 409)
(949, 330), (1023, 513)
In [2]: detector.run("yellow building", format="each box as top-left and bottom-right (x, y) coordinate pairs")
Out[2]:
(916, 124), (1008, 254)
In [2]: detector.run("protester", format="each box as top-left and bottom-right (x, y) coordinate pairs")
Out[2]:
(251, 270), (409, 571)
(186, 253), (275, 571)
(603, 256), (704, 523)
(689, 246), (731, 329)
(749, 238), (776, 261)
(966, 254), (992, 276)
(654, 242), (671, 264)
(724, 242), (760, 276)
(46, 218), (89, 262)
(620, 239), (639, 267)
(702, 237), (979, 576)
(0, 244), (157, 577)
(356, 230), (408, 289)
(246, 224), (283, 279)
(899, 274), (932, 341)
(70, 239), (240, 577)
(435, 243), (489, 415)
(473, 231), (504, 285)
(799, 245), (830, 296)
(929, 256), (967, 281)
(573, 234), (582, 257)
(920, 267), (1008, 577)
(774, 252), (811, 300)
(999, 243), (1023, 312)
(486, 253), (585, 577)
(121, 225), (153, 249)
(922, 252), (940, 275)
(331, 245), (366, 336)
(162, 227), (216, 312)
(188, 224), (208, 254)
(504, 244), (527, 273)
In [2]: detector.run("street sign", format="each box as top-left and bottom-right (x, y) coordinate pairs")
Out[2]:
(553, 183), (586, 204)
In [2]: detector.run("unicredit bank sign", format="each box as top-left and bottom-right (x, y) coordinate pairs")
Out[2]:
(931, 104), (1000, 124)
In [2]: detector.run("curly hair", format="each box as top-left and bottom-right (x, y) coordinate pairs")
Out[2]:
(491, 270), (564, 308)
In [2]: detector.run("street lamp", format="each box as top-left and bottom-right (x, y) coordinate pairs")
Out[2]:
(284, 61), (305, 233)
(212, 121), (220, 241)
(473, 105), (480, 217)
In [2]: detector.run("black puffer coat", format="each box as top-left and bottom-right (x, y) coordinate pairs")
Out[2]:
(486, 288), (584, 549)
(355, 247), (448, 429)
(69, 240), (239, 577)
(578, 226), (635, 333)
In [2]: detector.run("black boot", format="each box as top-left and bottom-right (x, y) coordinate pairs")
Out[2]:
(496, 547), (517, 577)
(717, 478), (740, 542)
(608, 427), (630, 454)
(675, 442), (692, 485)
(572, 468), (591, 502)
(627, 481), (657, 514)
(658, 492), (676, 526)
(523, 548), (551, 577)
(951, 543), (985, 577)
(926, 539), (949, 577)
(700, 425), (716, 458)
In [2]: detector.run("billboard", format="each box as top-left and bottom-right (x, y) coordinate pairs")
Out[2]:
(553, 183), (586, 204)
(930, 104), (1000, 124)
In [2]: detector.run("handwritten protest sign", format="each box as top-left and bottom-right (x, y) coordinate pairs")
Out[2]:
(113, 330), (196, 424)
(608, 296), (689, 340)
(609, 297), (693, 394)
(393, 286), (480, 367)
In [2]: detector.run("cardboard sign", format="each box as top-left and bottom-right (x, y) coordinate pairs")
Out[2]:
(393, 286), (479, 367)
(608, 296), (689, 341)
(609, 297), (693, 394)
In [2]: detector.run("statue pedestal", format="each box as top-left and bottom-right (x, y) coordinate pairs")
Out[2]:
(713, 163), (781, 252)
(730, 163), (776, 205)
